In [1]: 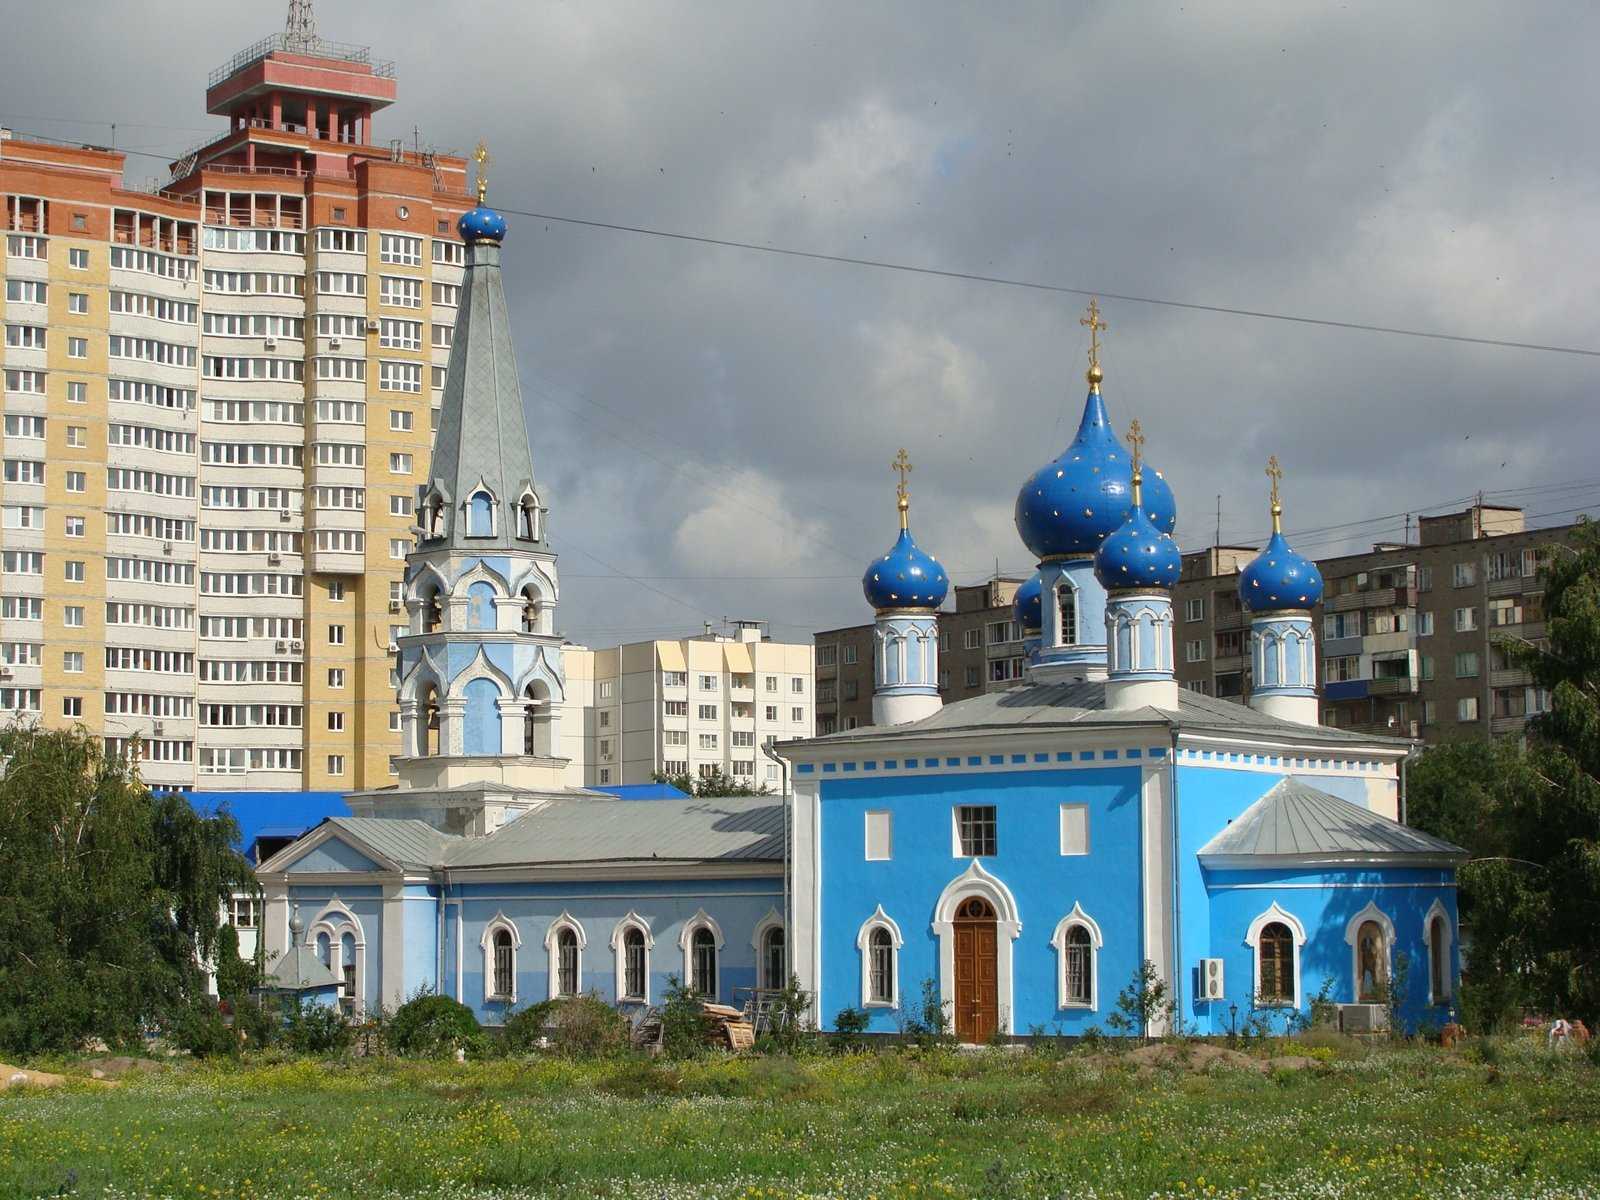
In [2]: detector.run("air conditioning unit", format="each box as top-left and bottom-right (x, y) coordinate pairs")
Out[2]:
(289, 640), (303, 653)
(366, 318), (381, 334)
(1197, 958), (1225, 1001)
(264, 337), (277, 350)
(1357, 572), (1369, 587)
(275, 640), (288, 653)
(387, 600), (401, 613)
(0, 667), (12, 680)
(329, 337), (341, 350)
(267, 552), (282, 565)
(279, 509), (292, 521)
(1338, 1003), (1388, 1034)
(162, 541), (174, 555)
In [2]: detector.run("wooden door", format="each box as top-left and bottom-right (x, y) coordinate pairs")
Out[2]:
(953, 897), (998, 1043)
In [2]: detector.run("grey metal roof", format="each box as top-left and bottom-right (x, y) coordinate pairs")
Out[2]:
(444, 795), (786, 869)
(265, 940), (343, 992)
(785, 680), (1410, 750)
(423, 239), (543, 551)
(1198, 777), (1466, 861)
(325, 817), (458, 870)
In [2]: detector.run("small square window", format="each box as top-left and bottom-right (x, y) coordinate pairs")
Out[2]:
(66, 470), (86, 493)
(328, 581), (345, 601)
(63, 651), (84, 672)
(64, 560), (85, 582)
(71, 214), (87, 231)
(62, 696), (83, 718)
(328, 624), (346, 645)
(65, 516), (85, 537)
(955, 805), (997, 857)
(332, 206), (347, 222)
(68, 293), (88, 314)
(64, 606), (84, 628)
(328, 711), (345, 732)
(68, 337), (87, 359)
(327, 754), (345, 776)
(67, 381), (87, 403)
(69, 247), (89, 268)
(328, 668), (346, 688)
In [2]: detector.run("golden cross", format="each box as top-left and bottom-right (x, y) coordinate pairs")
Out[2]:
(1126, 419), (1145, 477)
(892, 448), (912, 528)
(1266, 455), (1284, 532)
(1080, 297), (1107, 375)
(473, 140), (490, 205)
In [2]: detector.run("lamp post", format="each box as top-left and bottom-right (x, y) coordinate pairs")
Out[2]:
(1228, 1003), (1239, 1043)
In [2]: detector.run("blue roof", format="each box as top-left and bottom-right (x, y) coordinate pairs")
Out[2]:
(862, 526), (949, 612)
(593, 783), (690, 801)
(1239, 530), (1325, 612)
(1094, 494), (1181, 590)
(188, 791), (349, 853)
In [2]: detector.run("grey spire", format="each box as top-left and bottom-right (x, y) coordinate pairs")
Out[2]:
(418, 238), (546, 552)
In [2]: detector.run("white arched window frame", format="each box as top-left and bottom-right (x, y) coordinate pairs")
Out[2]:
(1050, 902), (1104, 1010)
(1344, 900), (1395, 1004)
(309, 899), (367, 1016)
(750, 908), (786, 991)
(1057, 580), (1078, 646)
(856, 905), (903, 1008)
(480, 912), (521, 1004)
(1423, 897), (1454, 1006)
(931, 860), (1023, 1035)
(678, 909), (725, 1000)
(610, 912), (653, 1004)
(1153, 608), (1172, 671)
(464, 481), (497, 538)
(1246, 902), (1308, 1010)
(544, 912), (586, 1000)
(515, 488), (542, 541)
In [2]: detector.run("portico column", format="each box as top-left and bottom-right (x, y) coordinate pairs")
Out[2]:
(440, 697), (466, 755)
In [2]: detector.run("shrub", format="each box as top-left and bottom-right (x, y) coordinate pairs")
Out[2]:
(832, 1006), (869, 1052)
(659, 976), (708, 1059)
(501, 1000), (555, 1055)
(283, 1001), (353, 1055)
(543, 994), (630, 1059)
(172, 997), (237, 1059)
(599, 1058), (682, 1098)
(766, 974), (818, 1054)
(232, 995), (278, 1052)
(900, 977), (952, 1048)
(388, 992), (483, 1058)
(1106, 960), (1169, 1040)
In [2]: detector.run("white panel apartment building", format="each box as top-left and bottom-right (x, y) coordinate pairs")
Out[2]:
(563, 622), (814, 789)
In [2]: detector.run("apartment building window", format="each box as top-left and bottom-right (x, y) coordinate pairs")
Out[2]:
(1453, 606), (1478, 633)
(764, 675), (778, 692)
(1488, 598), (1522, 628)
(1325, 655), (1361, 682)
(989, 658), (1024, 682)
(598, 681), (614, 699)
(938, 669), (950, 689)
(1323, 611), (1361, 639)
(662, 672), (686, 688)
(963, 666), (980, 688)
(388, 495), (413, 518)
(1421, 700), (1437, 725)
(939, 632), (950, 652)
(791, 677), (805, 694)
(791, 706), (805, 723)
(842, 715), (859, 730)
(379, 234), (422, 265)
(68, 247), (89, 269)
(380, 276), (422, 308)
(328, 755), (345, 776)
(698, 734), (718, 750)
(731, 731), (755, 747)
(731, 760), (754, 778)
(64, 560), (85, 583)
(1184, 597), (1205, 622)
(1457, 697), (1479, 723)
(1417, 612), (1434, 636)
(1184, 639), (1206, 663)
(65, 516), (85, 537)
(963, 629), (981, 650)
(817, 645), (837, 667)
(68, 292), (87, 314)
(842, 680), (858, 701)
(1454, 652), (1479, 678)
(955, 805), (998, 857)
(1420, 655), (1435, 681)
(65, 425), (87, 447)
(764, 705), (778, 721)
(68, 337), (87, 359)
(329, 669), (345, 688)
(378, 318), (422, 350)
(662, 759), (687, 776)
(328, 712), (345, 732)
(329, 625), (346, 646)
(599, 711), (611, 728)
(64, 607), (84, 628)
(843, 644), (858, 665)
(1369, 611), (1409, 635)
(665, 701), (688, 717)
(68, 381), (87, 403)
(1452, 561), (1477, 588)
(697, 704), (718, 721)
(63, 652), (84, 673)
(599, 739), (612, 758)
(380, 361), (423, 393)
(63, 697), (83, 718)
(390, 409), (413, 432)
(987, 620), (1016, 645)
(698, 674), (718, 692)
(664, 730), (687, 746)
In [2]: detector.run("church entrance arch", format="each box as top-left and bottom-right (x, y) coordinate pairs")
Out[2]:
(952, 897), (998, 1044)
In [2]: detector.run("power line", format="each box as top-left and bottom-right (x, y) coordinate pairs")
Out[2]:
(501, 205), (1600, 361)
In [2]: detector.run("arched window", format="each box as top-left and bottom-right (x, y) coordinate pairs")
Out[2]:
(521, 585), (541, 634)
(623, 927), (647, 1001)
(691, 927), (718, 998)
(523, 682), (552, 757)
(492, 928), (515, 1000)
(417, 683), (440, 757)
(422, 588), (443, 634)
(1051, 904), (1103, 1010)
(556, 927), (580, 997)
(517, 493), (540, 541)
(1257, 922), (1295, 1005)
(467, 489), (495, 537)
(1057, 582), (1077, 646)
(867, 927), (894, 1004)
(1357, 920), (1387, 1003)
(1064, 926), (1093, 1005)
(761, 926), (786, 991)
(1429, 915), (1447, 1003)
(467, 581), (496, 631)
(340, 932), (357, 1011)
(315, 930), (331, 967)
(462, 677), (501, 756)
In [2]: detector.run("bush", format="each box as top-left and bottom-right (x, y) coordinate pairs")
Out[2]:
(659, 976), (708, 1059)
(832, 1006), (869, 1052)
(541, 995), (629, 1059)
(232, 996), (279, 1052)
(388, 992), (483, 1058)
(172, 997), (237, 1059)
(501, 1000), (555, 1055)
(766, 974), (817, 1054)
(283, 1001), (353, 1055)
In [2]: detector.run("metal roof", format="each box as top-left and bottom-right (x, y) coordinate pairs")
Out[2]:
(325, 817), (458, 870)
(786, 681), (1410, 750)
(264, 941), (343, 992)
(1198, 777), (1466, 862)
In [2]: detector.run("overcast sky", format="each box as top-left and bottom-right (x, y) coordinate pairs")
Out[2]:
(7, 1), (1598, 646)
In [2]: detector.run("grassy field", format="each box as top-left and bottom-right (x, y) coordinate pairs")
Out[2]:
(1, 1039), (1597, 1199)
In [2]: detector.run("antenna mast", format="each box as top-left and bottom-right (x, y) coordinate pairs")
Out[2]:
(285, 0), (318, 52)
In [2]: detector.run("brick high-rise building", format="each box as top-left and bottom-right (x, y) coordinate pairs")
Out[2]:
(1, 21), (471, 793)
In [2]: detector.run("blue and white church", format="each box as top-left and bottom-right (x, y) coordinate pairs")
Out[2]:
(780, 312), (1466, 1040)
(256, 185), (788, 1020)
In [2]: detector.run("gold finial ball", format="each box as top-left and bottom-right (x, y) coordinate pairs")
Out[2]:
(1086, 362), (1104, 386)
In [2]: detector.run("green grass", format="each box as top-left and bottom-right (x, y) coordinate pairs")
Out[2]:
(1, 1041), (1597, 1198)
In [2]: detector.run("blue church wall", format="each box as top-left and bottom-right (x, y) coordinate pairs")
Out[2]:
(467, 582), (496, 629)
(284, 837), (384, 875)
(445, 642), (517, 684)
(818, 766), (1143, 1034)
(404, 885), (441, 1000)
(278, 886), (385, 1013)
(447, 876), (783, 1024)
(1202, 867), (1458, 1034)
(463, 678), (501, 754)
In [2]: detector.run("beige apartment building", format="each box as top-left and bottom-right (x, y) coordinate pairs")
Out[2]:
(564, 621), (814, 790)
(0, 27), (470, 792)
(814, 575), (1023, 735)
(1170, 503), (1579, 742)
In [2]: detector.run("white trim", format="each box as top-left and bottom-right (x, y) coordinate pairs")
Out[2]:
(1059, 802), (1090, 856)
(864, 809), (892, 861)
(306, 898), (367, 1014)
(543, 911), (586, 999)
(481, 911), (521, 1004)
(1245, 902), (1307, 1010)
(1050, 902), (1103, 1011)
(856, 905), (903, 1009)
(1209, 880), (1456, 890)
(931, 860), (1022, 1037)
(1344, 900), (1395, 1003)
(679, 909), (725, 999)
(1423, 897), (1454, 1006)
(750, 907), (786, 991)
(610, 911), (653, 1004)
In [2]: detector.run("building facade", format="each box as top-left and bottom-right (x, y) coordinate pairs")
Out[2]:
(1170, 504), (1577, 742)
(562, 622), (815, 790)
(1, 23), (469, 793)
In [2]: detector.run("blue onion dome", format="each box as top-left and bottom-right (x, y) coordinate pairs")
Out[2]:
(1240, 530), (1324, 611)
(1013, 571), (1043, 632)
(1095, 499), (1181, 590)
(458, 204), (507, 243)
(1014, 385), (1177, 560)
(863, 527), (949, 612)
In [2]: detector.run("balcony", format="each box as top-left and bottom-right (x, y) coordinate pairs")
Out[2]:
(1489, 667), (1532, 689)
(1488, 575), (1541, 599)
(1490, 715), (1527, 736)
(1368, 675), (1419, 696)
(1212, 654), (1245, 674)
(1213, 608), (1248, 632)
(1327, 585), (1414, 612)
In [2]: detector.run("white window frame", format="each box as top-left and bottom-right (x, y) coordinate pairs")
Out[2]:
(857, 905), (903, 1008)
(544, 912), (586, 1000)
(678, 909), (725, 999)
(1059, 803), (1090, 856)
(864, 809), (892, 861)
(1343, 901), (1395, 1005)
(308, 900), (367, 1017)
(1050, 902), (1104, 1010)
(1423, 897), (1454, 1006)
(1246, 901), (1307, 1010)
(610, 911), (653, 1004)
(482, 912), (521, 1004)
(750, 907), (787, 991)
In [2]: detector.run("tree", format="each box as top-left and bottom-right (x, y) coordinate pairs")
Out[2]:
(651, 767), (771, 797)
(1409, 518), (1600, 1025)
(0, 726), (257, 1054)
